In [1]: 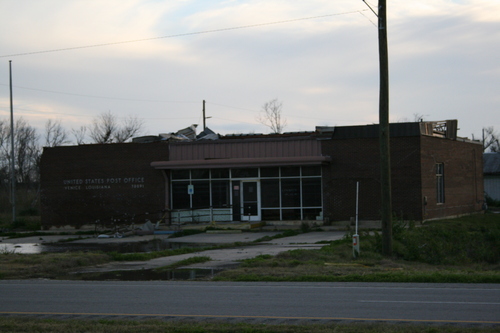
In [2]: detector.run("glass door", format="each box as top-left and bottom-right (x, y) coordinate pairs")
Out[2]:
(241, 181), (260, 221)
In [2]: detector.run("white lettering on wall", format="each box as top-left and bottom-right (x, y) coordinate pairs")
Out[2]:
(62, 176), (146, 190)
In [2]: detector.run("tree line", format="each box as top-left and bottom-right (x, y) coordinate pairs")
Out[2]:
(0, 111), (143, 215)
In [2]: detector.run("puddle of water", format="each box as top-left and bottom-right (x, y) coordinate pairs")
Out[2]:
(72, 268), (222, 281)
(0, 239), (178, 254)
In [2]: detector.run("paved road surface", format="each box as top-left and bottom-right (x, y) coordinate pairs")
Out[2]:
(0, 280), (499, 325)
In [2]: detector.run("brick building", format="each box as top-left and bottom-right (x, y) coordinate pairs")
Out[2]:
(40, 120), (484, 228)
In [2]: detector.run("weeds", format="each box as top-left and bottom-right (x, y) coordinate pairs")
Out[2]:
(0, 252), (110, 279)
(155, 256), (211, 271)
(216, 213), (500, 283)
(2, 317), (498, 333)
(253, 229), (302, 242)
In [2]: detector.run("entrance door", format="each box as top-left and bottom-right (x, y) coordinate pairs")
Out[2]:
(241, 181), (260, 221)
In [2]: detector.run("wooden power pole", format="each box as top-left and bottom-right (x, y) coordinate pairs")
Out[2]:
(378, 0), (393, 256)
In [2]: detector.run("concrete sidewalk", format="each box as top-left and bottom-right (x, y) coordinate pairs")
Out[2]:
(78, 231), (347, 273)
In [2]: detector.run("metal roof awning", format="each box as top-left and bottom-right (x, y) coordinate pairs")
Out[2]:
(151, 156), (331, 170)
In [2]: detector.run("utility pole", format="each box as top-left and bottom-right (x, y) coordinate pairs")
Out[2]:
(203, 100), (206, 130)
(202, 100), (211, 130)
(378, 0), (392, 256)
(9, 61), (16, 223)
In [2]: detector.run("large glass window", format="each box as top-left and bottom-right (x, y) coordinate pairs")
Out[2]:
(191, 169), (209, 179)
(302, 178), (322, 206)
(231, 168), (258, 178)
(171, 166), (322, 221)
(281, 179), (301, 207)
(302, 166), (321, 176)
(281, 166), (300, 177)
(261, 179), (280, 208)
(211, 169), (229, 179)
(171, 170), (189, 180)
(172, 181), (190, 209)
(212, 180), (230, 208)
(191, 181), (210, 208)
(261, 167), (279, 178)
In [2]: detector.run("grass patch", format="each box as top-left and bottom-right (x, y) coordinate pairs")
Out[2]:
(167, 228), (205, 238)
(0, 251), (110, 279)
(107, 245), (224, 261)
(253, 229), (303, 242)
(215, 213), (500, 283)
(1, 317), (498, 333)
(155, 256), (212, 271)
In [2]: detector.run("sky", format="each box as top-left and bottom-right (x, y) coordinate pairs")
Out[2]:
(0, 0), (499, 144)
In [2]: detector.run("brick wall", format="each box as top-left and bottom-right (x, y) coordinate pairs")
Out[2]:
(321, 136), (423, 222)
(420, 136), (484, 220)
(320, 134), (483, 222)
(40, 142), (169, 228)
(40, 132), (484, 228)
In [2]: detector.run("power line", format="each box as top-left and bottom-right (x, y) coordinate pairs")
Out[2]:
(0, 10), (367, 58)
(0, 84), (199, 103)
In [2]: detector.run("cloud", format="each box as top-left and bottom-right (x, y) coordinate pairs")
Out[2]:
(0, 0), (498, 142)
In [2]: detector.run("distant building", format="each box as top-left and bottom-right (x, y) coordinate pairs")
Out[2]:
(40, 120), (484, 229)
(484, 152), (500, 202)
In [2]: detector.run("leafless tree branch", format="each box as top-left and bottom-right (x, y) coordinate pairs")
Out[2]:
(257, 99), (287, 134)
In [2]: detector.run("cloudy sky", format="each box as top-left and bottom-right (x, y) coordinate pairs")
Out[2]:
(0, 0), (498, 143)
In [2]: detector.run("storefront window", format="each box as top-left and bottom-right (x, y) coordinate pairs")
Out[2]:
(171, 170), (189, 180)
(281, 166), (300, 177)
(231, 168), (258, 178)
(282, 208), (301, 220)
(211, 169), (229, 179)
(261, 179), (280, 207)
(262, 209), (280, 220)
(302, 178), (322, 206)
(171, 166), (322, 221)
(191, 169), (209, 179)
(172, 181), (190, 209)
(302, 166), (321, 176)
(261, 167), (279, 178)
(212, 180), (230, 208)
(281, 179), (301, 207)
(191, 181), (210, 208)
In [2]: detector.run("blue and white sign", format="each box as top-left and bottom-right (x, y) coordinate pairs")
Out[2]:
(187, 184), (194, 195)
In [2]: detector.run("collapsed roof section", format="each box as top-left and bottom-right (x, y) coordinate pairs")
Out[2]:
(133, 120), (477, 144)
(132, 125), (219, 143)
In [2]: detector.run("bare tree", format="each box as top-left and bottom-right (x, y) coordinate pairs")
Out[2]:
(71, 126), (87, 145)
(89, 111), (143, 144)
(44, 119), (69, 147)
(89, 111), (117, 144)
(14, 118), (41, 185)
(114, 115), (144, 143)
(0, 117), (40, 186)
(0, 119), (11, 188)
(257, 99), (287, 134)
(413, 113), (427, 122)
(483, 126), (500, 152)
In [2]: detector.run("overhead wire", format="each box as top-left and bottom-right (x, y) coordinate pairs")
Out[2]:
(0, 10), (368, 58)
(0, 9), (369, 129)
(0, 83), (199, 104)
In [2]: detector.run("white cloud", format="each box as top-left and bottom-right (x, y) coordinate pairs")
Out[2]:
(0, 0), (498, 141)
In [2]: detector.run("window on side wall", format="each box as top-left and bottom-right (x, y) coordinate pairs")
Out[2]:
(436, 163), (444, 204)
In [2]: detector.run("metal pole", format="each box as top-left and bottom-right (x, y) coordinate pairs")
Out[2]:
(378, 0), (392, 256)
(356, 182), (359, 235)
(353, 182), (360, 257)
(9, 60), (16, 223)
(203, 100), (206, 130)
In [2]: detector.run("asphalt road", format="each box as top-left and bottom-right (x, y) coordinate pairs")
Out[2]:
(0, 280), (499, 325)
